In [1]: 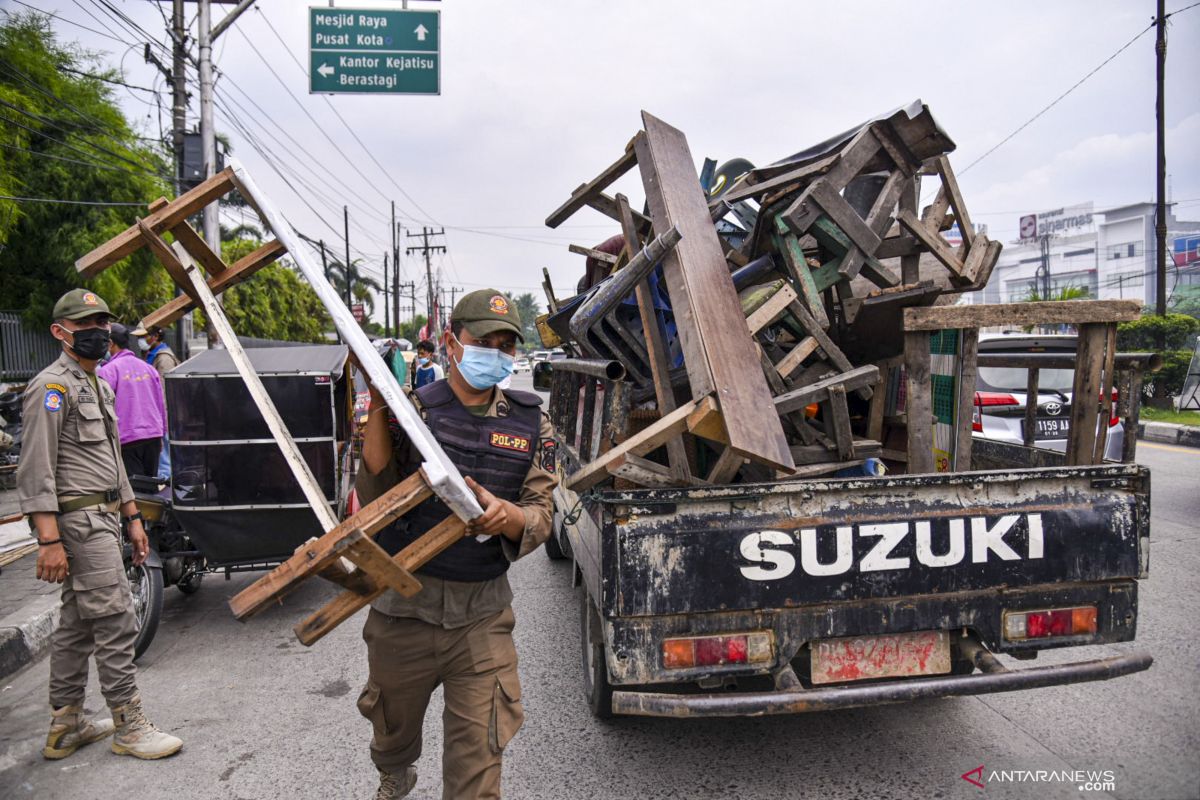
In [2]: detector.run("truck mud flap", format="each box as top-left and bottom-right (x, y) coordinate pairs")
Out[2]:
(611, 648), (1152, 718)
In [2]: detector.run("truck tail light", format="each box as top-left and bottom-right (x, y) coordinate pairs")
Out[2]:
(662, 632), (774, 669)
(973, 392), (1019, 432)
(1004, 606), (1098, 641)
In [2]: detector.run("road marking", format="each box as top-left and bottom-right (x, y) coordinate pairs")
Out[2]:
(1139, 441), (1199, 455)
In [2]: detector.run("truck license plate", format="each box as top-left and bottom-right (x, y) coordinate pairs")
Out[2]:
(810, 630), (951, 685)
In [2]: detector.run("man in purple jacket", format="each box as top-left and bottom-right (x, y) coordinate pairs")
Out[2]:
(97, 324), (166, 478)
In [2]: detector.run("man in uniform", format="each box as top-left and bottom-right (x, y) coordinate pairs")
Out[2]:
(357, 289), (558, 800)
(18, 289), (183, 761)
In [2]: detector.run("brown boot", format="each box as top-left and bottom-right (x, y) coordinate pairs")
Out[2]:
(43, 704), (115, 760)
(374, 766), (417, 799)
(110, 696), (182, 760)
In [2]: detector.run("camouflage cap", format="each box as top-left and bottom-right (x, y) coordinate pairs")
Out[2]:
(452, 289), (523, 343)
(52, 288), (112, 321)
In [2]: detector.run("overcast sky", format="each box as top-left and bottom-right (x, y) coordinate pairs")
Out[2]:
(11, 0), (1200, 321)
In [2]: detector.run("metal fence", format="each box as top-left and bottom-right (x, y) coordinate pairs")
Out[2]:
(0, 311), (58, 382)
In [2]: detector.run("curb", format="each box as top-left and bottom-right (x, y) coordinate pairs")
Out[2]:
(0, 593), (60, 682)
(1137, 421), (1200, 449)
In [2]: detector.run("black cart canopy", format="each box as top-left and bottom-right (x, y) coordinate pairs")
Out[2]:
(167, 344), (349, 379)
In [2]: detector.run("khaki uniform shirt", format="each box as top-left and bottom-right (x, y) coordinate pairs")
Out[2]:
(356, 385), (558, 628)
(17, 352), (134, 514)
(150, 347), (180, 378)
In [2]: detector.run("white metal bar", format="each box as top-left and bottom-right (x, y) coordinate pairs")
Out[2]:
(176, 243), (340, 532)
(227, 159), (483, 521)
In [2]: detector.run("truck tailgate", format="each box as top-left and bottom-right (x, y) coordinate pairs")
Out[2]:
(602, 464), (1148, 617)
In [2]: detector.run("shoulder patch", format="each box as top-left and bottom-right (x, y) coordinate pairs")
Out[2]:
(540, 440), (558, 473)
(44, 389), (64, 412)
(45, 382), (67, 394)
(490, 431), (531, 453)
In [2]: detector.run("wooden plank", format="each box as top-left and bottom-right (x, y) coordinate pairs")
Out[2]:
(775, 336), (820, 380)
(705, 447), (745, 484)
(784, 297), (871, 399)
(546, 146), (638, 228)
(870, 120), (921, 177)
(567, 396), (711, 491)
(1093, 324), (1117, 463)
(135, 219), (204, 306)
(959, 233), (991, 284)
(569, 244), (619, 264)
(899, 176), (922, 284)
(342, 529), (423, 598)
(774, 222), (830, 329)
(294, 514), (469, 646)
(828, 384), (854, 460)
(935, 156), (975, 249)
(584, 191), (653, 236)
(170, 217), (227, 277)
(774, 365), (879, 415)
(616, 192), (691, 484)
(1066, 324), (1106, 466)
(76, 168), (236, 277)
(716, 153), (839, 206)
(791, 440), (881, 464)
(920, 184), (952, 232)
(904, 300), (1142, 332)
(636, 112), (793, 471)
(866, 363), (887, 442)
(229, 464), (432, 619)
(897, 208), (965, 277)
(905, 331), (935, 473)
(806, 180), (882, 256)
(1121, 367), (1145, 463)
(607, 453), (677, 488)
(1024, 367), (1040, 448)
(953, 328), (979, 471)
(746, 282), (798, 335)
(140, 239), (287, 329)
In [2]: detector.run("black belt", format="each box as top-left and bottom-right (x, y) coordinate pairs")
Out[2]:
(58, 488), (120, 514)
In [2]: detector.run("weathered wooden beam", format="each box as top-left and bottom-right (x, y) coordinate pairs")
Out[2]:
(636, 112), (793, 472)
(1066, 323), (1108, 466)
(746, 282), (798, 336)
(953, 328), (979, 471)
(76, 167), (236, 277)
(546, 146), (638, 228)
(140, 239), (287, 328)
(607, 453), (677, 488)
(903, 300), (1141, 331)
(774, 365), (879, 416)
(904, 331), (935, 473)
(569, 244), (619, 264)
(229, 471), (432, 619)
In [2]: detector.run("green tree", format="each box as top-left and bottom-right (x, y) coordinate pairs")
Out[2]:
(1117, 313), (1200, 403)
(0, 12), (173, 324)
(194, 238), (332, 342)
(509, 292), (541, 348)
(398, 314), (427, 344)
(325, 257), (382, 325)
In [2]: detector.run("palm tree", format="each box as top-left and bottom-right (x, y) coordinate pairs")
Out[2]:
(326, 258), (382, 319)
(220, 223), (263, 242)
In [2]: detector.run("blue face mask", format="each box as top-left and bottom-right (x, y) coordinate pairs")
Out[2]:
(452, 334), (514, 390)
(418, 357), (430, 366)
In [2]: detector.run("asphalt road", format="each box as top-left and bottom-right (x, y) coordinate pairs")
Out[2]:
(1, 417), (1196, 799)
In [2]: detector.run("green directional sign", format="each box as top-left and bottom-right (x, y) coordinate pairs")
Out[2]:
(308, 7), (440, 95)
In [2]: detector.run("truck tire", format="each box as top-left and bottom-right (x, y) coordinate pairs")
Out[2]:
(544, 532), (568, 560)
(579, 591), (614, 718)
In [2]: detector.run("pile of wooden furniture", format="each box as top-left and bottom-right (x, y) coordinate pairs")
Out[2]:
(540, 103), (1143, 490)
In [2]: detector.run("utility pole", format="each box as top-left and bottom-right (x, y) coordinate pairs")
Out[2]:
(392, 206), (401, 339)
(343, 205), (353, 311)
(406, 227), (446, 331)
(170, 1), (187, 197)
(197, 0), (218, 248)
(383, 253), (390, 337)
(1155, 0), (1168, 318)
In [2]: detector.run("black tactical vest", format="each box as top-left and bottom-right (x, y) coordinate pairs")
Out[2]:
(375, 379), (542, 582)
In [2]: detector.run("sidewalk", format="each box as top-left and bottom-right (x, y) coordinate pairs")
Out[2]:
(0, 488), (60, 683)
(1137, 420), (1200, 448)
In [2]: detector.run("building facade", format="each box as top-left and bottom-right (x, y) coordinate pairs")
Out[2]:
(969, 201), (1200, 308)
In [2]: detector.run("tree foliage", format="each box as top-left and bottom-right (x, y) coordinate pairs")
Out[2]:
(1117, 313), (1200, 400)
(193, 238), (331, 343)
(0, 12), (173, 324)
(509, 292), (541, 348)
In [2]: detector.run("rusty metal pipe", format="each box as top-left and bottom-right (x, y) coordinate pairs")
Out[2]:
(568, 225), (683, 349)
(551, 358), (627, 382)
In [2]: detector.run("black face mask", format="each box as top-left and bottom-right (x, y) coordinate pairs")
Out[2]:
(64, 327), (111, 361)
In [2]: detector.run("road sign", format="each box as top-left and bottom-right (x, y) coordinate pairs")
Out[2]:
(309, 7), (439, 95)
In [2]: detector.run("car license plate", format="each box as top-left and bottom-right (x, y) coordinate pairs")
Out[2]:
(810, 630), (951, 685)
(1034, 417), (1070, 439)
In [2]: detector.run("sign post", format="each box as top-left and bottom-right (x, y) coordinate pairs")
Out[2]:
(309, 7), (440, 95)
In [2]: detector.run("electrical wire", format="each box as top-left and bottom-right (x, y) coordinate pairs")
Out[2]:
(6, 0), (124, 43)
(0, 193), (145, 206)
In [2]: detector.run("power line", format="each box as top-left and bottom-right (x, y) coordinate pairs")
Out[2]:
(6, 0), (124, 44)
(0, 111), (169, 180)
(0, 140), (156, 174)
(59, 66), (158, 95)
(0, 193), (145, 207)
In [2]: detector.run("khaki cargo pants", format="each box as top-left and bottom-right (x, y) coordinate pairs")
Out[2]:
(49, 508), (138, 709)
(359, 606), (524, 800)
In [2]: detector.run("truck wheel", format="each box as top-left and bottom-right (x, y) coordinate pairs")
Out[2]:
(579, 591), (614, 718)
(545, 533), (568, 560)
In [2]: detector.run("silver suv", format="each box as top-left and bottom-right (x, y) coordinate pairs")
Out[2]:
(973, 333), (1124, 461)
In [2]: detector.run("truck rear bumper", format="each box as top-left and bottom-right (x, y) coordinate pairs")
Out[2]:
(610, 648), (1153, 718)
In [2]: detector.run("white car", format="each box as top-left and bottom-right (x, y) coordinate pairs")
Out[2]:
(530, 350), (552, 363)
(512, 357), (531, 374)
(973, 334), (1124, 461)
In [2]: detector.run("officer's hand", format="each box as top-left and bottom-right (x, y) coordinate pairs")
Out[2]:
(129, 521), (150, 567)
(465, 476), (511, 536)
(36, 543), (69, 584)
